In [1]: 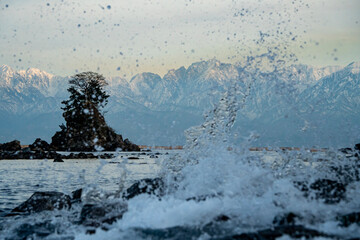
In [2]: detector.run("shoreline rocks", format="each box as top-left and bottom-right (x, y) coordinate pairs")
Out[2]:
(4, 177), (357, 239)
(0, 139), (140, 160)
(11, 192), (71, 214)
(0, 140), (21, 152)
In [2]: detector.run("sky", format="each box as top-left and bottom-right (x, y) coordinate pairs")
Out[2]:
(0, 0), (359, 78)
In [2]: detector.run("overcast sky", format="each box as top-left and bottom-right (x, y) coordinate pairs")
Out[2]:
(1, 0), (359, 77)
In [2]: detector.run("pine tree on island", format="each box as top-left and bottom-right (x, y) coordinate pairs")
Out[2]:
(50, 72), (139, 152)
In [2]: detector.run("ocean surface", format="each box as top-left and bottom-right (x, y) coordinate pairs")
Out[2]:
(1, 148), (359, 239)
(0, 151), (169, 212)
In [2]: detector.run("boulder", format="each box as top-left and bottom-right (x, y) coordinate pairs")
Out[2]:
(71, 189), (83, 203)
(11, 192), (71, 214)
(337, 212), (360, 227)
(29, 138), (50, 151)
(309, 179), (346, 204)
(294, 179), (346, 204)
(273, 212), (301, 226)
(53, 155), (64, 162)
(13, 221), (56, 239)
(355, 143), (360, 151)
(124, 178), (164, 200)
(0, 140), (21, 152)
(79, 201), (127, 227)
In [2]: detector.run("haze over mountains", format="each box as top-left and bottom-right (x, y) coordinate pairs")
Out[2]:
(0, 60), (359, 148)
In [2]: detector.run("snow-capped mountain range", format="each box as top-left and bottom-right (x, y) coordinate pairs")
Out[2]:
(0, 60), (359, 147)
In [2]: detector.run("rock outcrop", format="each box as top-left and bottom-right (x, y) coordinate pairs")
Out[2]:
(0, 140), (21, 152)
(50, 112), (140, 152)
(29, 138), (50, 151)
(11, 192), (71, 214)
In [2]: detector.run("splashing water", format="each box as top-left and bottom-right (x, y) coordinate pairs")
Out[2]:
(1, 52), (359, 239)
(1, 1), (360, 239)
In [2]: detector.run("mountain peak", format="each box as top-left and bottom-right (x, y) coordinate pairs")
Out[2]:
(18, 67), (54, 79)
(346, 61), (360, 74)
(130, 72), (161, 83)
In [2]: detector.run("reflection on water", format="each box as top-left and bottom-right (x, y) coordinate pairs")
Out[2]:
(0, 151), (172, 211)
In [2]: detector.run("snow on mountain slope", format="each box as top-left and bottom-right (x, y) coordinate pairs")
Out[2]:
(299, 61), (360, 114)
(0, 60), (358, 147)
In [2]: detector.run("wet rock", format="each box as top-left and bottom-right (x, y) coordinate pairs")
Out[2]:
(339, 143), (360, 161)
(330, 164), (360, 184)
(186, 193), (220, 202)
(273, 212), (300, 226)
(124, 178), (164, 200)
(310, 179), (346, 204)
(71, 189), (83, 203)
(53, 155), (64, 162)
(123, 138), (140, 152)
(294, 179), (346, 204)
(79, 201), (127, 227)
(355, 143), (360, 151)
(13, 221), (56, 239)
(339, 147), (354, 154)
(11, 191), (71, 214)
(0, 140), (21, 152)
(29, 138), (50, 151)
(228, 225), (335, 240)
(337, 212), (360, 227)
(214, 215), (231, 222)
(0, 150), (61, 160)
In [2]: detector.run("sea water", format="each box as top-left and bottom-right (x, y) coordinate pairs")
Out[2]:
(0, 145), (359, 239)
(1, 3), (359, 238)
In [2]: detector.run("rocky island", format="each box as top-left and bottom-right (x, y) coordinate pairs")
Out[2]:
(0, 71), (139, 160)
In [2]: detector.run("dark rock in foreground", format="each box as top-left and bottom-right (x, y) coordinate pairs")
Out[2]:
(12, 221), (56, 240)
(11, 192), (71, 214)
(71, 189), (83, 204)
(0, 140), (21, 152)
(272, 212), (301, 226)
(294, 178), (347, 204)
(80, 201), (127, 228)
(337, 212), (360, 227)
(124, 178), (164, 200)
